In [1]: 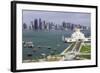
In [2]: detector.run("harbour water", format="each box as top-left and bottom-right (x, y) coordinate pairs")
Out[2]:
(22, 30), (90, 61)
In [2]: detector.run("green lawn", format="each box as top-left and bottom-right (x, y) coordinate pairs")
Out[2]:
(80, 45), (91, 53)
(78, 44), (91, 59)
(78, 55), (91, 59)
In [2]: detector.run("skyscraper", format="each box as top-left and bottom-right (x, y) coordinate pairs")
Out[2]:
(31, 21), (34, 30)
(34, 19), (38, 30)
(39, 18), (42, 30)
(23, 23), (27, 30)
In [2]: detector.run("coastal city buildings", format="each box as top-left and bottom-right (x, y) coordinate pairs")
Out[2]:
(22, 11), (91, 63)
(22, 18), (90, 31)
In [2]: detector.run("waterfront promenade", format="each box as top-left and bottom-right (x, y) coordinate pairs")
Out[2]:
(60, 41), (83, 60)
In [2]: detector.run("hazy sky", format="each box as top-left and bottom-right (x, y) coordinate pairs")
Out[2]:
(23, 10), (91, 26)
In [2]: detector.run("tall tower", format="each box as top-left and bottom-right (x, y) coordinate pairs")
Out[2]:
(34, 19), (38, 30)
(39, 18), (42, 30)
(31, 21), (34, 30)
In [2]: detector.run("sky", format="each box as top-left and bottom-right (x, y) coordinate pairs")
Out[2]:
(23, 10), (91, 27)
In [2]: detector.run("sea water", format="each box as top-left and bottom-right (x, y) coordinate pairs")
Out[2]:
(22, 30), (90, 60)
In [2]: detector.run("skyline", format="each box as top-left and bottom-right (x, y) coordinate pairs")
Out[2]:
(23, 10), (91, 27)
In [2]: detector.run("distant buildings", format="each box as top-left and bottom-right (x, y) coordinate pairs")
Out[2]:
(23, 23), (27, 30)
(23, 18), (90, 31)
(34, 19), (38, 30)
(39, 18), (42, 30)
(62, 22), (90, 31)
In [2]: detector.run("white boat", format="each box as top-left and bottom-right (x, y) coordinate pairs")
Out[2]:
(23, 41), (34, 48)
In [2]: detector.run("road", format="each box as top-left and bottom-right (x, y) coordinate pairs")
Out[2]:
(72, 41), (82, 52)
(61, 41), (82, 60)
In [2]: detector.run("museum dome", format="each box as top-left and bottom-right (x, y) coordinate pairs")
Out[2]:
(71, 28), (85, 40)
